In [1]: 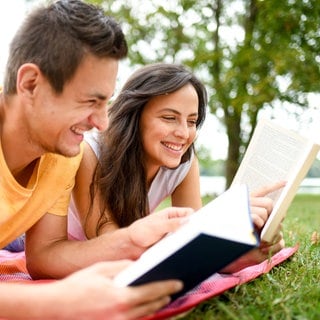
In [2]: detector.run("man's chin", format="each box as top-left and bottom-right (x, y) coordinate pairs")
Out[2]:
(56, 145), (81, 158)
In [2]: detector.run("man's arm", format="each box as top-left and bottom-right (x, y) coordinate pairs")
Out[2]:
(0, 261), (183, 320)
(25, 206), (192, 279)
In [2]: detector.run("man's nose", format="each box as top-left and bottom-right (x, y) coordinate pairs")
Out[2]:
(88, 108), (109, 132)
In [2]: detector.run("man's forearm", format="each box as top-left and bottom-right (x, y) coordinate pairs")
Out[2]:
(0, 282), (59, 319)
(26, 227), (144, 279)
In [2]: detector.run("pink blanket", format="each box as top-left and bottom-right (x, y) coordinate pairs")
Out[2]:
(0, 246), (298, 319)
(143, 246), (298, 319)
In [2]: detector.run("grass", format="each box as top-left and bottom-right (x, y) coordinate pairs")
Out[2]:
(159, 194), (320, 319)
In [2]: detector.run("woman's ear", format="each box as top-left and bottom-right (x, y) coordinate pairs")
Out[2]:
(16, 63), (42, 98)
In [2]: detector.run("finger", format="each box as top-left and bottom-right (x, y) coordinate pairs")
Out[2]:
(129, 280), (183, 304)
(251, 211), (267, 229)
(251, 181), (286, 197)
(260, 229), (284, 248)
(125, 295), (171, 320)
(250, 197), (273, 215)
(159, 207), (194, 219)
(162, 212), (193, 233)
(260, 238), (285, 254)
(85, 260), (133, 278)
(129, 208), (193, 248)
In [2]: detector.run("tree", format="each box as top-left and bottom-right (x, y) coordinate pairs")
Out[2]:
(197, 145), (225, 176)
(91, 0), (320, 187)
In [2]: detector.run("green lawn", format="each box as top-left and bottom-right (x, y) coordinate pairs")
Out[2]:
(160, 194), (320, 319)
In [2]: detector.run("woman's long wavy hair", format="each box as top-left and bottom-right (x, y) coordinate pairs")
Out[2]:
(88, 63), (207, 236)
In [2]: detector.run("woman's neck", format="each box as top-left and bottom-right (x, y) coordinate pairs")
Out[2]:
(146, 164), (160, 189)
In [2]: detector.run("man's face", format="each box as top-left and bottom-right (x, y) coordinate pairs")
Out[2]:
(27, 54), (118, 157)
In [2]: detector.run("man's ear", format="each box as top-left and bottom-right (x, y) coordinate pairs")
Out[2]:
(16, 63), (42, 97)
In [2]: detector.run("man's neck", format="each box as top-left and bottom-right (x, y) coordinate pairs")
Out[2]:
(0, 95), (42, 186)
(12, 159), (39, 188)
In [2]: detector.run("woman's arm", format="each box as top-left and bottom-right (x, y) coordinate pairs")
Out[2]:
(74, 145), (202, 238)
(71, 141), (109, 238)
(171, 156), (202, 210)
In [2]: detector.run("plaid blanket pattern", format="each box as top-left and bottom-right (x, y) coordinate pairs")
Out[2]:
(0, 246), (298, 319)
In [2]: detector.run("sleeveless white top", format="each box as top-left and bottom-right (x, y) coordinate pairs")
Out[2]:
(68, 132), (193, 240)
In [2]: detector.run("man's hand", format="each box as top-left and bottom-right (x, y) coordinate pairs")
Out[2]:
(127, 207), (193, 248)
(43, 260), (183, 320)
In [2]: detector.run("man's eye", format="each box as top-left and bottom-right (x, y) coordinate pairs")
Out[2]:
(88, 100), (97, 106)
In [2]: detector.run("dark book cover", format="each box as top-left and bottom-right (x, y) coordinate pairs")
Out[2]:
(114, 185), (259, 301)
(128, 234), (257, 300)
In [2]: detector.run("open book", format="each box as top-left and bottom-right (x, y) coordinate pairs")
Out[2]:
(114, 185), (259, 300)
(231, 119), (320, 242)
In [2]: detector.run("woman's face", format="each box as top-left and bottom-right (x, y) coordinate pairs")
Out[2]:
(140, 83), (199, 177)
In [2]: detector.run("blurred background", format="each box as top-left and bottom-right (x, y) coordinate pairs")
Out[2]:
(1, 0), (320, 195)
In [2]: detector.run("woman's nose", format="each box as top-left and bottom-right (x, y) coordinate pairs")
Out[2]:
(174, 122), (189, 139)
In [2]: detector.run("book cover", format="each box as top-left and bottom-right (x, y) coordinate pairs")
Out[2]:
(114, 185), (259, 300)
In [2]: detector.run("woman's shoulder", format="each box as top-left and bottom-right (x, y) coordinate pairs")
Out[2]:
(84, 131), (100, 157)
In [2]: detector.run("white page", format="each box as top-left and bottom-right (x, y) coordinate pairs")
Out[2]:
(232, 119), (312, 202)
(232, 119), (320, 241)
(113, 185), (256, 287)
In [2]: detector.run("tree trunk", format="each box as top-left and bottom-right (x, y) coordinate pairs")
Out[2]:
(225, 115), (241, 188)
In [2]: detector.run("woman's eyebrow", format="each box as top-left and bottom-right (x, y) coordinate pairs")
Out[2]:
(158, 108), (198, 117)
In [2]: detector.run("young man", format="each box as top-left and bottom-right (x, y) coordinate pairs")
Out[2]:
(5, 0), (285, 275)
(0, 0), (188, 318)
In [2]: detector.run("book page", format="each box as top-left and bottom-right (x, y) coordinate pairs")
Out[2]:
(232, 119), (314, 201)
(231, 119), (320, 242)
(113, 185), (257, 287)
(191, 185), (256, 244)
(141, 184), (255, 263)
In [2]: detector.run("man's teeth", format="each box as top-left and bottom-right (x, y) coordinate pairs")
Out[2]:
(71, 127), (85, 135)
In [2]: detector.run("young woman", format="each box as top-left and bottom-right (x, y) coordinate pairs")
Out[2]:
(69, 63), (285, 270)
(68, 63), (206, 240)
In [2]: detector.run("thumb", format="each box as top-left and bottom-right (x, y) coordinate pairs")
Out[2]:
(87, 260), (133, 278)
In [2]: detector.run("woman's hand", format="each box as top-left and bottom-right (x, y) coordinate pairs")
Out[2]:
(222, 181), (286, 273)
(249, 181), (286, 231)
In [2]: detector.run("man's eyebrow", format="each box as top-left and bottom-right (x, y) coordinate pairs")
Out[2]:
(89, 92), (108, 101)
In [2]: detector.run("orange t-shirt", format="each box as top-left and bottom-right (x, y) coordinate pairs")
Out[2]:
(0, 141), (83, 248)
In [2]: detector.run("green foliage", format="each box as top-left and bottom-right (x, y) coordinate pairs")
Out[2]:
(307, 158), (320, 178)
(156, 194), (320, 319)
(200, 159), (225, 176)
(197, 152), (320, 178)
(88, 0), (320, 186)
(181, 194), (320, 319)
(196, 145), (225, 176)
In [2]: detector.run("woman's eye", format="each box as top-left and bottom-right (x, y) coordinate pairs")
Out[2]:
(162, 116), (176, 121)
(188, 119), (197, 126)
